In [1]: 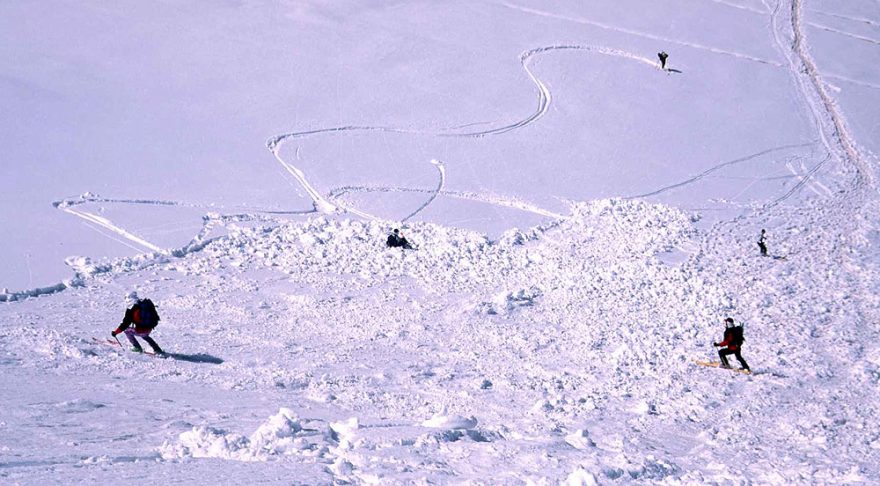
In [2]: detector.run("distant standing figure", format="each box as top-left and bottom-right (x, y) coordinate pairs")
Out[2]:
(713, 317), (749, 371)
(757, 229), (768, 257)
(112, 292), (164, 354)
(386, 228), (414, 250)
(658, 51), (669, 70)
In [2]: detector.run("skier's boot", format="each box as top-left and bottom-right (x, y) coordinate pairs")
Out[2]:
(144, 336), (165, 355)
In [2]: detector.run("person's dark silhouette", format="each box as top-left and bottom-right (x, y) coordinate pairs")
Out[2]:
(112, 293), (164, 354)
(758, 229), (768, 257)
(658, 51), (669, 70)
(386, 228), (414, 250)
(713, 317), (749, 371)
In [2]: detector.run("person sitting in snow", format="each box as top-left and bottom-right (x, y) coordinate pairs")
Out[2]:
(111, 292), (164, 354)
(713, 317), (749, 372)
(386, 228), (414, 250)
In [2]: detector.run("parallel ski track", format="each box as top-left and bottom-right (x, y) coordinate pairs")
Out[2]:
(626, 142), (815, 199)
(680, 5), (878, 471)
(687, 0), (877, 320)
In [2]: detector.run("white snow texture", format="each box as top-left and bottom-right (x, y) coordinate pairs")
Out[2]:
(1, 0), (879, 484)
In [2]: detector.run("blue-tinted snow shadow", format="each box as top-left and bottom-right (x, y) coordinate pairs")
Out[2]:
(166, 353), (224, 364)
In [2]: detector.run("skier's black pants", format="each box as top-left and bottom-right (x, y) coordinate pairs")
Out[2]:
(124, 328), (163, 353)
(719, 348), (749, 370)
(758, 242), (767, 256)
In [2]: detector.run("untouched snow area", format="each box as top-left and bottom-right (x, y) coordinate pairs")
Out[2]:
(2, 0), (879, 483)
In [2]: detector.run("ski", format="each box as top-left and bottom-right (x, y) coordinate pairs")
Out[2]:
(694, 360), (751, 375)
(92, 337), (167, 358)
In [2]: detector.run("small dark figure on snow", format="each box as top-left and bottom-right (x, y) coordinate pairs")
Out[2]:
(386, 228), (414, 250)
(658, 51), (669, 70)
(757, 229), (768, 257)
(713, 317), (749, 371)
(112, 293), (164, 354)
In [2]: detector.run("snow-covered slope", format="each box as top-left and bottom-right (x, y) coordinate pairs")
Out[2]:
(2, 0), (879, 483)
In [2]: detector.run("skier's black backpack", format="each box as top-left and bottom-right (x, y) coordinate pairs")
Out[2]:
(730, 325), (744, 346)
(137, 298), (160, 329)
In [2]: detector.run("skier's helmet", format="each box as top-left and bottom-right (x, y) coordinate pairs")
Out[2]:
(125, 291), (139, 307)
(724, 317), (734, 327)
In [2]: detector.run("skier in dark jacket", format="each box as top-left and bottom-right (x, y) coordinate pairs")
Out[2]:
(658, 51), (669, 70)
(713, 317), (749, 371)
(757, 229), (768, 257)
(111, 293), (164, 354)
(386, 228), (414, 250)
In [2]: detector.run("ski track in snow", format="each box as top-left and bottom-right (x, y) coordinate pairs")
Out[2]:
(3, 43), (662, 300)
(494, 0), (784, 67)
(3, 2), (880, 482)
(807, 21), (880, 45)
(706, 0), (768, 15)
(822, 73), (880, 91)
(266, 44), (655, 217)
(8, 5), (869, 308)
(808, 8), (880, 27)
(626, 142), (815, 199)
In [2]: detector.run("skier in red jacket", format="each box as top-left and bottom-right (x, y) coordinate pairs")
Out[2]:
(111, 293), (164, 355)
(713, 317), (749, 371)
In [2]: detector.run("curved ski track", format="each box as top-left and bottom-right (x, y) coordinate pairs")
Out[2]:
(265, 43), (659, 220)
(17, 1), (874, 302)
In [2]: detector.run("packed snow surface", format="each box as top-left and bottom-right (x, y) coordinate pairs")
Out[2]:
(2, 0), (879, 484)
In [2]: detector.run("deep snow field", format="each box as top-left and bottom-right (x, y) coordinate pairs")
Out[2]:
(2, 0), (880, 484)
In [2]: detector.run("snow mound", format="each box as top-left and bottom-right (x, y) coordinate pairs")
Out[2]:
(160, 408), (309, 461)
(422, 410), (478, 430)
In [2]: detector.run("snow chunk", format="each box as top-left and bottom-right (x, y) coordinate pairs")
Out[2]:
(160, 426), (251, 461)
(159, 408), (308, 462)
(422, 410), (478, 430)
(565, 469), (599, 486)
(478, 286), (542, 315)
(248, 407), (303, 454)
(565, 429), (596, 450)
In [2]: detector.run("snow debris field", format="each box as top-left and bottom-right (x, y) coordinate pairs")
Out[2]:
(1, 0), (879, 484)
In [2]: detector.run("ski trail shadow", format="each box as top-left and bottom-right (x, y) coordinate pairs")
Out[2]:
(166, 353), (224, 364)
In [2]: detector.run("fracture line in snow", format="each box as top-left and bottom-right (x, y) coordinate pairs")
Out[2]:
(45, 194), (318, 280)
(626, 143), (815, 199)
(494, 1), (784, 67)
(55, 194), (315, 216)
(0, 281), (73, 303)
